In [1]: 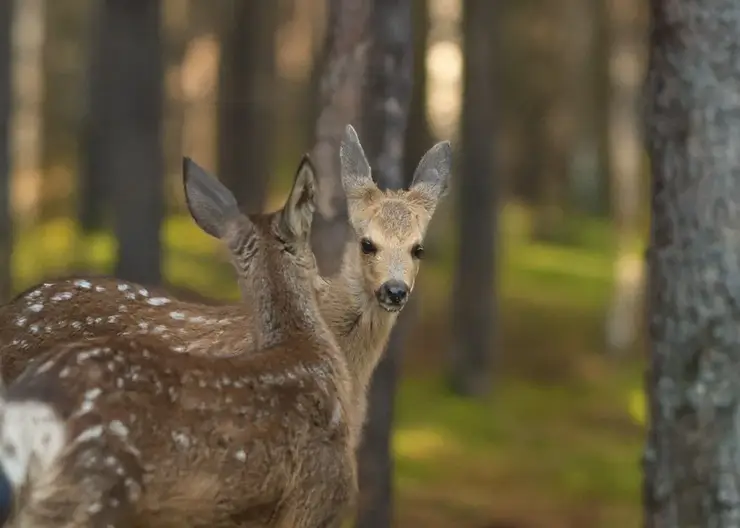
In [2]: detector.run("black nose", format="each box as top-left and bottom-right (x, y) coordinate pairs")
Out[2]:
(380, 280), (408, 305)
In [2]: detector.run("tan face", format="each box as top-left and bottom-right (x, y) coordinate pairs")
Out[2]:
(350, 193), (430, 312)
(339, 125), (452, 313)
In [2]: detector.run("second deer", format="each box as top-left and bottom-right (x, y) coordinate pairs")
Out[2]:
(0, 157), (355, 527)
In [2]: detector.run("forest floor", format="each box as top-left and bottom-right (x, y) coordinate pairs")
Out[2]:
(13, 204), (646, 528)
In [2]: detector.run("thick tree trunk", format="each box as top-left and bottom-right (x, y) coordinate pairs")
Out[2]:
(0, 0), (13, 301)
(449, 0), (496, 397)
(90, 0), (163, 285)
(355, 2), (413, 527)
(644, 1), (740, 526)
(216, 0), (276, 212)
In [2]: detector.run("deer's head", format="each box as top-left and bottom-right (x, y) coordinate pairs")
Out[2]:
(183, 154), (319, 297)
(340, 125), (452, 312)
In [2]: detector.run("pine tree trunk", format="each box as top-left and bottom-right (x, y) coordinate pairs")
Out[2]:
(644, 1), (740, 525)
(355, 1), (413, 526)
(449, 0), (496, 397)
(90, 0), (163, 285)
(0, 0), (13, 301)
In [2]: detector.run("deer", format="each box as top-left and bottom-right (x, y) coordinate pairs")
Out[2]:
(0, 153), (357, 527)
(0, 125), (453, 449)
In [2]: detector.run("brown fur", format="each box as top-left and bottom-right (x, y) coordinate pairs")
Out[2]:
(0, 127), (453, 449)
(0, 156), (355, 527)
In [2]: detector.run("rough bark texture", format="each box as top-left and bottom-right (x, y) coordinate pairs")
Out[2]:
(644, 2), (740, 526)
(355, 1), (413, 527)
(91, 0), (163, 285)
(216, 0), (276, 212)
(449, 0), (496, 397)
(309, 0), (370, 275)
(0, 0), (12, 301)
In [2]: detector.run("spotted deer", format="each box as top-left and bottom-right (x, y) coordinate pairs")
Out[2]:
(0, 156), (355, 527)
(0, 125), (452, 447)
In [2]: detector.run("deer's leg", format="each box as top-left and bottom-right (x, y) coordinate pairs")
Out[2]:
(9, 417), (145, 528)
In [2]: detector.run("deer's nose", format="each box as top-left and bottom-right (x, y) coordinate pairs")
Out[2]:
(378, 280), (409, 306)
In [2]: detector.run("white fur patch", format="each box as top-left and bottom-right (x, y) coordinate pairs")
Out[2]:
(0, 401), (66, 491)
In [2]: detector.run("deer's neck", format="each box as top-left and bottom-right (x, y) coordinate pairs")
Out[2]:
(319, 243), (398, 410)
(247, 263), (327, 350)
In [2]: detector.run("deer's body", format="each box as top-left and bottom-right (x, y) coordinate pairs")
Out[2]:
(0, 155), (356, 527)
(0, 127), (453, 449)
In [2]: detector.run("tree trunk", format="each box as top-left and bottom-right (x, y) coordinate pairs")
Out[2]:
(91, 0), (163, 285)
(604, 0), (647, 355)
(0, 0), (13, 301)
(216, 0), (276, 212)
(449, 0), (496, 397)
(644, 1), (740, 526)
(309, 0), (370, 276)
(355, 2), (413, 527)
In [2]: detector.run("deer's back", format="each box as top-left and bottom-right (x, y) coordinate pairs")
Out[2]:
(7, 334), (354, 526)
(0, 278), (252, 382)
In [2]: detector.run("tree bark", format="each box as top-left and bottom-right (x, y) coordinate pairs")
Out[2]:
(216, 0), (276, 212)
(355, 2), (413, 527)
(309, 0), (370, 276)
(90, 0), (163, 285)
(0, 0), (13, 301)
(644, 1), (740, 526)
(449, 0), (496, 397)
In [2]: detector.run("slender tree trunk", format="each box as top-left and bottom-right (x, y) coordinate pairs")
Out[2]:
(644, 1), (740, 526)
(604, 0), (647, 355)
(449, 0), (496, 397)
(355, 2), (413, 527)
(309, 0), (370, 275)
(0, 0), (13, 301)
(91, 0), (163, 285)
(217, 0), (276, 212)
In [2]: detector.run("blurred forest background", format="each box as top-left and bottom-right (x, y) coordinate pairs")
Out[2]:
(0, 0), (649, 527)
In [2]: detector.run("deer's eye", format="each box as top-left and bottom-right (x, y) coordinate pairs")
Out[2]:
(360, 238), (377, 255)
(411, 244), (425, 260)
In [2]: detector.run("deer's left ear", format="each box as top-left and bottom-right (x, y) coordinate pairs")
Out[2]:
(408, 141), (453, 217)
(280, 154), (317, 240)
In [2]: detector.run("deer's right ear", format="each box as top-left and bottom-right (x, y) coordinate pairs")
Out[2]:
(182, 157), (240, 239)
(340, 124), (376, 199)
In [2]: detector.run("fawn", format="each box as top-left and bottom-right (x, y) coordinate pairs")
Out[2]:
(0, 125), (453, 446)
(0, 156), (355, 527)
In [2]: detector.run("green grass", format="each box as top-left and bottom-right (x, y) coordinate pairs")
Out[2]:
(8, 205), (647, 527)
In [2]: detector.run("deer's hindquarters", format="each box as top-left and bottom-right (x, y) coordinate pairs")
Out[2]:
(0, 337), (356, 527)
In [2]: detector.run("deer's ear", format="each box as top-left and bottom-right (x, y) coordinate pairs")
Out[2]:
(182, 157), (240, 239)
(340, 124), (376, 199)
(280, 154), (317, 239)
(408, 141), (453, 217)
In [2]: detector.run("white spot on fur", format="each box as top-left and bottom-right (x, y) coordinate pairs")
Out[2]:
(0, 401), (66, 491)
(28, 303), (43, 313)
(169, 311), (185, 321)
(147, 297), (170, 306)
(74, 280), (92, 289)
(51, 292), (74, 302)
(15, 317), (26, 327)
(138, 288), (149, 297)
(59, 367), (70, 378)
(29, 324), (40, 334)
(234, 449), (247, 462)
(74, 425), (104, 445)
(94, 285), (105, 292)
(117, 284), (129, 292)
(171, 431), (191, 450)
